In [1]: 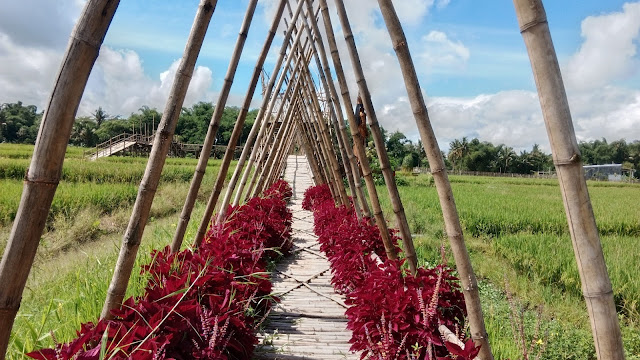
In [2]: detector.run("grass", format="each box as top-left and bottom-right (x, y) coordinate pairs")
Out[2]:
(0, 144), (245, 359)
(8, 204), (208, 358)
(378, 173), (640, 359)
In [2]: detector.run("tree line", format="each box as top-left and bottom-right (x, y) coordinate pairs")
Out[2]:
(0, 101), (258, 148)
(367, 130), (639, 178)
(2, 101), (639, 177)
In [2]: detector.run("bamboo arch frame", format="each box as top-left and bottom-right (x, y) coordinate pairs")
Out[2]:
(0, 0), (623, 359)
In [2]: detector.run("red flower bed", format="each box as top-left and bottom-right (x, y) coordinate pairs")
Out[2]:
(303, 185), (480, 360)
(28, 181), (293, 360)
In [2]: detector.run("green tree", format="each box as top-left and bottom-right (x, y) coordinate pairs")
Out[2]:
(70, 117), (98, 147)
(0, 102), (41, 143)
(177, 102), (212, 144)
(92, 107), (109, 127)
(448, 137), (469, 171)
(496, 145), (516, 173)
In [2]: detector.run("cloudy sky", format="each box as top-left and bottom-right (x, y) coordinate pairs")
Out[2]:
(1, 0), (639, 152)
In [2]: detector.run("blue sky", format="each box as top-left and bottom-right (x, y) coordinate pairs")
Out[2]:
(1, 0), (639, 151)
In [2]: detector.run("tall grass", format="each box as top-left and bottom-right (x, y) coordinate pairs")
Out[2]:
(377, 174), (640, 359)
(0, 144), (231, 359)
(7, 207), (207, 359)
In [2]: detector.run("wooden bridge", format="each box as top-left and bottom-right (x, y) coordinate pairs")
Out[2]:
(256, 155), (358, 360)
(87, 132), (243, 160)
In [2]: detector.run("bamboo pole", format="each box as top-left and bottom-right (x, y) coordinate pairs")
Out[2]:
(242, 45), (312, 201)
(101, 0), (217, 319)
(317, 0), (397, 260)
(333, 0), (416, 274)
(250, 76), (304, 197)
(298, 63), (350, 206)
(302, 0), (370, 217)
(375, 0), (493, 356)
(256, 96), (299, 195)
(513, 1), (624, 358)
(0, 1), (119, 355)
(224, 0), (307, 211)
(298, 90), (341, 202)
(171, 0), (258, 253)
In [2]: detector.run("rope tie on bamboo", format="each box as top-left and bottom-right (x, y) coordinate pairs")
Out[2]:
(176, 69), (194, 80)
(553, 153), (581, 167)
(583, 289), (614, 299)
(519, 15), (548, 33)
(392, 40), (407, 52)
(0, 307), (19, 315)
(471, 332), (489, 341)
(24, 178), (59, 187)
(70, 31), (102, 50)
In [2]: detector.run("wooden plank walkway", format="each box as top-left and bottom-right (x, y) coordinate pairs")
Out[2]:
(256, 155), (358, 360)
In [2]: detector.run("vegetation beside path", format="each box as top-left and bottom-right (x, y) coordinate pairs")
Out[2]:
(378, 173), (640, 359)
(0, 144), (232, 359)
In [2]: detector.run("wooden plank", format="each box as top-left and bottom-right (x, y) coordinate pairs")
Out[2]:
(258, 156), (358, 359)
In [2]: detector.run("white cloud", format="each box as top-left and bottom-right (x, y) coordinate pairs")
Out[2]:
(565, 2), (640, 90)
(0, 0), (81, 50)
(0, 34), (63, 108)
(436, 0), (450, 9)
(79, 47), (214, 117)
(419, 31), (470, 72)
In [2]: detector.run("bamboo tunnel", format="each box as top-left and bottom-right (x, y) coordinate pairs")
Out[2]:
(227, 0), (308, 211)
(184, 0), (288, 235)
(285, 0), (361, 214)
(196, 0), (306, 238)
(0, 0), (120, 355)
(296, 61), (350, 207)
(1, 1), (622, 358)
(317, 0), (398, 261)
(171, 0), (258, 253)
(263, 103), (299, 191)
(298, 1), (359, 213)
(251, 93), (300, 197)
(513, 1), (624, 358)
(333, 0), (417, 274)
(375, 0), (493, 357)
(296, 117), (324, 184)
(297, 88), (342, 202)
(246, 57), (308, 198)
(302, 0), (371, 218)
(101, 0), (218, 319)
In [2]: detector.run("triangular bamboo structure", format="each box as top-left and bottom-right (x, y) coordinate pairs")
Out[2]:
(0, 0), (624, 359)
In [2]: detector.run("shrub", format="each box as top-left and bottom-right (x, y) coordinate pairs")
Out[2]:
(28, 181), (293, 360)
(304, 184), (479, 360)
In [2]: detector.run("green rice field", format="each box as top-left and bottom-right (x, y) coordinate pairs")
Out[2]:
(377, 173), (640, 359)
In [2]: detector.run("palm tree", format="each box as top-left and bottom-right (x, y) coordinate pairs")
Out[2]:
(448, 137), (468, 171)
(497, 145), (516, 173)
(92, 107), (109, 127)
